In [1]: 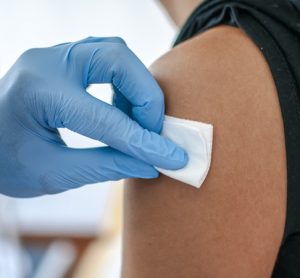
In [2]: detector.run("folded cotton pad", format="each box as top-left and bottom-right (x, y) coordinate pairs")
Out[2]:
(155, 115), (213, 188)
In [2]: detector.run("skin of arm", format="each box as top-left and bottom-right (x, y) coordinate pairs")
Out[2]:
(121, 25), (287, 278)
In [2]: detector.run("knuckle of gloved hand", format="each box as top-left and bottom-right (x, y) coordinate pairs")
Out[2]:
(88, 42), (128, 82)
(109, 36), (127, 45)
(104, 43), (129, 67)
(20, 47), (38, 57)
(18, 47), (41, 65)
(14, 67), (37, 85)
(17, 47), (54, 77)
(6, 68), (38, 107)
(14, 48), (45, 85)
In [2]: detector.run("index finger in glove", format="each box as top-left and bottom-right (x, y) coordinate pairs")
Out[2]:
(65, 37), (164, 133)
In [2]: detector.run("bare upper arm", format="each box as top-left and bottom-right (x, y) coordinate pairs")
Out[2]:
(121, 25), (286, 278)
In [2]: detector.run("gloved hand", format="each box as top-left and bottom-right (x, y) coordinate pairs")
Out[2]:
(0, 37), (188, 197)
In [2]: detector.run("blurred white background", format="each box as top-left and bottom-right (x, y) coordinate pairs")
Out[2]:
(0, 0), (177, 277)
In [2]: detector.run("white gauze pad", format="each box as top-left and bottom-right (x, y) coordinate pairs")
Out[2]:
(155, 115), (213, 188)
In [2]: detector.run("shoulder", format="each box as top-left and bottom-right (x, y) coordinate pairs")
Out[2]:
(122, 25), (287, 277)
(149, 25), (278, 124)
(148, 24), (286, 200)
(148, 24), (285, 191)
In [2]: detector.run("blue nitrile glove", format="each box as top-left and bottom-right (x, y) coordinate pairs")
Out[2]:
(0, 37), (188, 197)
